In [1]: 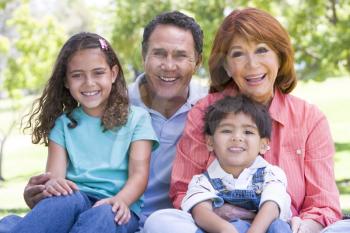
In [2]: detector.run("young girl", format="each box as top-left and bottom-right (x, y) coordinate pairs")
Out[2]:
(181, 95), (292, 233)
(15, 32), (158, 233)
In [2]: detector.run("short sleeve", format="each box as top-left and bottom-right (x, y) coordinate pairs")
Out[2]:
(130, 106), (159, 151)
(48, 116), (66, 148)
(260, 165), (292, 220)
(181, 174), (220, 212)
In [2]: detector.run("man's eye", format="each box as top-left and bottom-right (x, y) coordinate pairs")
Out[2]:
(221, 129), (232, 134)
(244, 130), (254, 135)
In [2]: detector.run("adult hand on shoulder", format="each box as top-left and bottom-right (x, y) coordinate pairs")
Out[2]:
(93, 196), (131, 225)
(24, 173), (53, 209)
(291, 216), (323, 233)
(213, 203), (256, 221)
(44, 177), (78, 197)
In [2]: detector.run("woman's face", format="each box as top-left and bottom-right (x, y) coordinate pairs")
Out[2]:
(224, 36), (279, 105)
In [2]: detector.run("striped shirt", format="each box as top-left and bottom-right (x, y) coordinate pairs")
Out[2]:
(170, 87), (342, 227)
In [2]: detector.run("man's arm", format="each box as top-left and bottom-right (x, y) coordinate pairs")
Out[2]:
(23, 173), (52, 209)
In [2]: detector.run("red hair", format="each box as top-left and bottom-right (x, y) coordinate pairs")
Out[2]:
(208, 7), (297, 93)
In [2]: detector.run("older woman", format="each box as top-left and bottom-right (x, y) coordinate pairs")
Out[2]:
(144, 7), (342, 233)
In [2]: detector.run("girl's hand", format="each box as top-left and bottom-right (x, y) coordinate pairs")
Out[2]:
(291, 216), (323, 233)
(93, 196), (131, 225)
(44, 177), (78, 196)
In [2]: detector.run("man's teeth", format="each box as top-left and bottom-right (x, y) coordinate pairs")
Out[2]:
(160, 76), (177, 82)
(229, 147), (244, 152)
(82, 91), (99, 96)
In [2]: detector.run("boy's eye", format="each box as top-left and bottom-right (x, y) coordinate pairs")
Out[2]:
(221, 129), (232, 134)
(244, 130), (254, 135)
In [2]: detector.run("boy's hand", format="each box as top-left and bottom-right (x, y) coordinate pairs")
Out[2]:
(45, 177), (78, 196)
(93, 196), (131, 225)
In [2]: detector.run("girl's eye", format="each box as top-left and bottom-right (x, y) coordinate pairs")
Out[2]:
(256, 47), (268, 54)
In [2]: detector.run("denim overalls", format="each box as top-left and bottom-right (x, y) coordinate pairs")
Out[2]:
(200, 166), (292, 233)
(204, 167), (265, 211)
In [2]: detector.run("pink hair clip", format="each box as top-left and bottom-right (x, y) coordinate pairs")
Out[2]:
(99, 38), (108, 50)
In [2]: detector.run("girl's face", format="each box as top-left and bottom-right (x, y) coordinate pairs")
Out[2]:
(65, 48), (118, 117)
(206, 112), (269, 178)
(224, 36), (279, 105)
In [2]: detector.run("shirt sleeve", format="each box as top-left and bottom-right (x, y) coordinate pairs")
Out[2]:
(299, 107), (342, 226)
(169, 97), (215, 209)
(260, 165), (292, 221)
(48, 115), (66, 148)
(181, 174), (219, 212)
(130, 106), (159, 151)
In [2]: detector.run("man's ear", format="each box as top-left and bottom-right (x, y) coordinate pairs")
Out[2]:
(111, 65), (119, 83)
(206, 135), (214, 152)
(195, 54), (203, 71)
(259, 138), (270, 155)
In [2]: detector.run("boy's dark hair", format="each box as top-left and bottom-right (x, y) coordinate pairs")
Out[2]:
(142, 11), (203, 58)
(24, 32), (129, 146)
(204, 95), (272, 139)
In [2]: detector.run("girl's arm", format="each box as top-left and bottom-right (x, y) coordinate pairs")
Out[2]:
(246, 201), (279, 233)
(45, 140), (78, 195)
(94, 139), (152, 224)
(192, 201), (239, 233)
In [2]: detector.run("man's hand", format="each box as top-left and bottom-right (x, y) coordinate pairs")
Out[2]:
(291, 216), (323, 233)
(23, 173), (52, 209)
(213, 203), (256, 221)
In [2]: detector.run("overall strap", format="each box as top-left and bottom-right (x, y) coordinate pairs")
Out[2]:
(203, 171), (226, 192)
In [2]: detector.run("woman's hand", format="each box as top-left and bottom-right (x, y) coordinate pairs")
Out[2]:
(213, 203), (256, 221)
(44, 177), (78, 196)
(93, 196), (131, 225)
(291, 216), (323, 233)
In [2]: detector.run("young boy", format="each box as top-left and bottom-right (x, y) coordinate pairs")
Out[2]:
(181, 95), (292, 233)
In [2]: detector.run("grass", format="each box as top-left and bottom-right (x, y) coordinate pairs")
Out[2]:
(0, 77), (350, 217)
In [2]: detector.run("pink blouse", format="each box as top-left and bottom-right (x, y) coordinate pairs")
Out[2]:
(170, 87), (342, 226)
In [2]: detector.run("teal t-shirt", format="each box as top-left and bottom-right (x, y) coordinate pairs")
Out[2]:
(49, 105), (159, 214)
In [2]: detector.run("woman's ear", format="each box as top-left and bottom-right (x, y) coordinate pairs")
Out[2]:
(259, 138), (270, 155)
(223, 61), (232, 77)
(111, 65), (119, 83)
(206, 135), (214, 152)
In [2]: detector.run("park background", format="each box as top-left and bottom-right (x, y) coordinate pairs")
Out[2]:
(0, 0), (349, 217)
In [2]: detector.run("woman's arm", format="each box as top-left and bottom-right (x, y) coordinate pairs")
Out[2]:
(94, 139), (152, 224)
(192, 201), (239, 233)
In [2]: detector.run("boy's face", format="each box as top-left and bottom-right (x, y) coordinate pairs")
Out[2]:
(206, 112), (269, 177)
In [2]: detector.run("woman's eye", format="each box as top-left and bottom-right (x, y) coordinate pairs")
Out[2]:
(256, 47), (268, 54)
(231, 51), (243, 58)
(71, 74), (81, 78)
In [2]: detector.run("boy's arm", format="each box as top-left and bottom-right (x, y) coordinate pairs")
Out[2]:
(192, 201), (239, 233)
(247, 200), (279, 233)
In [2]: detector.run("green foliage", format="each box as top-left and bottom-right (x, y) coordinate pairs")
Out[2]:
(3, 2), (67, 96)
(110, 0), (350, 81)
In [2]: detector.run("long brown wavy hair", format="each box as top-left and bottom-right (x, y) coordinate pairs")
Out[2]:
(24, 32), (129, 146)
(209, 7), (297, 94)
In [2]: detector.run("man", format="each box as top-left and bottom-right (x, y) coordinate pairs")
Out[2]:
(0, 11), (206, 232)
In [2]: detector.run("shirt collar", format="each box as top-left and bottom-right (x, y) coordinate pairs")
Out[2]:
(207, 156), (268, 179)
(128, 72), (207, 112)
(268, 89), (288, 126)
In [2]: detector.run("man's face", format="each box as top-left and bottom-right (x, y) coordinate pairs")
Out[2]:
(143, 24), (200, 101)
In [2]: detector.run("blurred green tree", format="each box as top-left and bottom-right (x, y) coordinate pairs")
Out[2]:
(110, 0), (350, 81)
